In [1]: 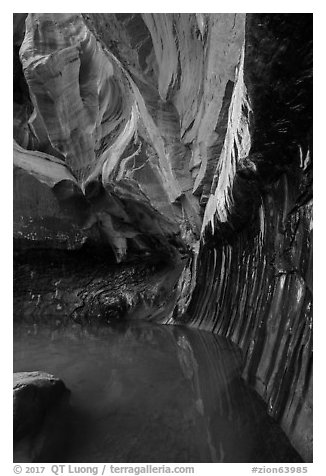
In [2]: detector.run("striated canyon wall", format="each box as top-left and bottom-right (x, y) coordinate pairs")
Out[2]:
(13, 13), (312, 461)
(167, 14), (313, 461)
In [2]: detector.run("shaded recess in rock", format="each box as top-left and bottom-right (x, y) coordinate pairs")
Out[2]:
(14, 244), (182, 326)
(13, 12), (312, 462)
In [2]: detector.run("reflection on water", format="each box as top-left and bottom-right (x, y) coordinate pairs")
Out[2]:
(13, 322), (301, 463)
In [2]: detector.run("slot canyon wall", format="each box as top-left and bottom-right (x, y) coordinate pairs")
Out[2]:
(13, 13), (312, 461)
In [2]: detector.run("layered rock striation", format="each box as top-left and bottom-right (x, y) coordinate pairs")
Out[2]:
(13, 13), (312, 461)
(14, 13), (248, 260)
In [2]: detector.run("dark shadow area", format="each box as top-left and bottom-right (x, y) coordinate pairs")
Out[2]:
(13, 322), (302, 463)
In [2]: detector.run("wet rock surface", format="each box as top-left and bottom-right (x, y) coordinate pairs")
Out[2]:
(14, 246), (183, 325)
(13, 371), (71, 462)
(168, 14), (313, 461)
(13, 13), (312, 462)
(173, 174), (313, 461)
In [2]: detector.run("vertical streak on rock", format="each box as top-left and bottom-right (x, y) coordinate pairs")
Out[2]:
(169, 14), (312, 461)
(202, 44), (252, 230)
(141, 14), (179, 101)
(176, 175), (312, 461)
(14, 12), (312, 460)
(20, 13), (133, 184)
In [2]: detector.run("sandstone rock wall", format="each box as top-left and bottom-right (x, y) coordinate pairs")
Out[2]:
(172, 174), (312, 461)
(168, 14), (313, 461)
(13, 13), (312, 461)
(14, 13), (246, 260)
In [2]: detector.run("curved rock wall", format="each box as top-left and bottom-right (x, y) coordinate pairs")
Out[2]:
(169, 14), (313, 461)
(172, 174), (312, 461)
(14, 13), (247, 260)
(13, 13), (312, 461)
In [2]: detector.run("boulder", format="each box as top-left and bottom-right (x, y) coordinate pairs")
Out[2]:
(13, 371), (70, 462)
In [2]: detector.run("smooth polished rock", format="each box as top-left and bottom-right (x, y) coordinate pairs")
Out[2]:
(13, 371), (71, 463)
(14, 371), (70, 441)
(13, 13), (312, 462)
(14, 13), (248, 259)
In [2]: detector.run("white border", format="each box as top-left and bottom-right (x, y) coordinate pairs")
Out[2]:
(3, 3), (322, 474)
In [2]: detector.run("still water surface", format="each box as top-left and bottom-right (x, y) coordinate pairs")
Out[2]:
(14, 322), (301, 463)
